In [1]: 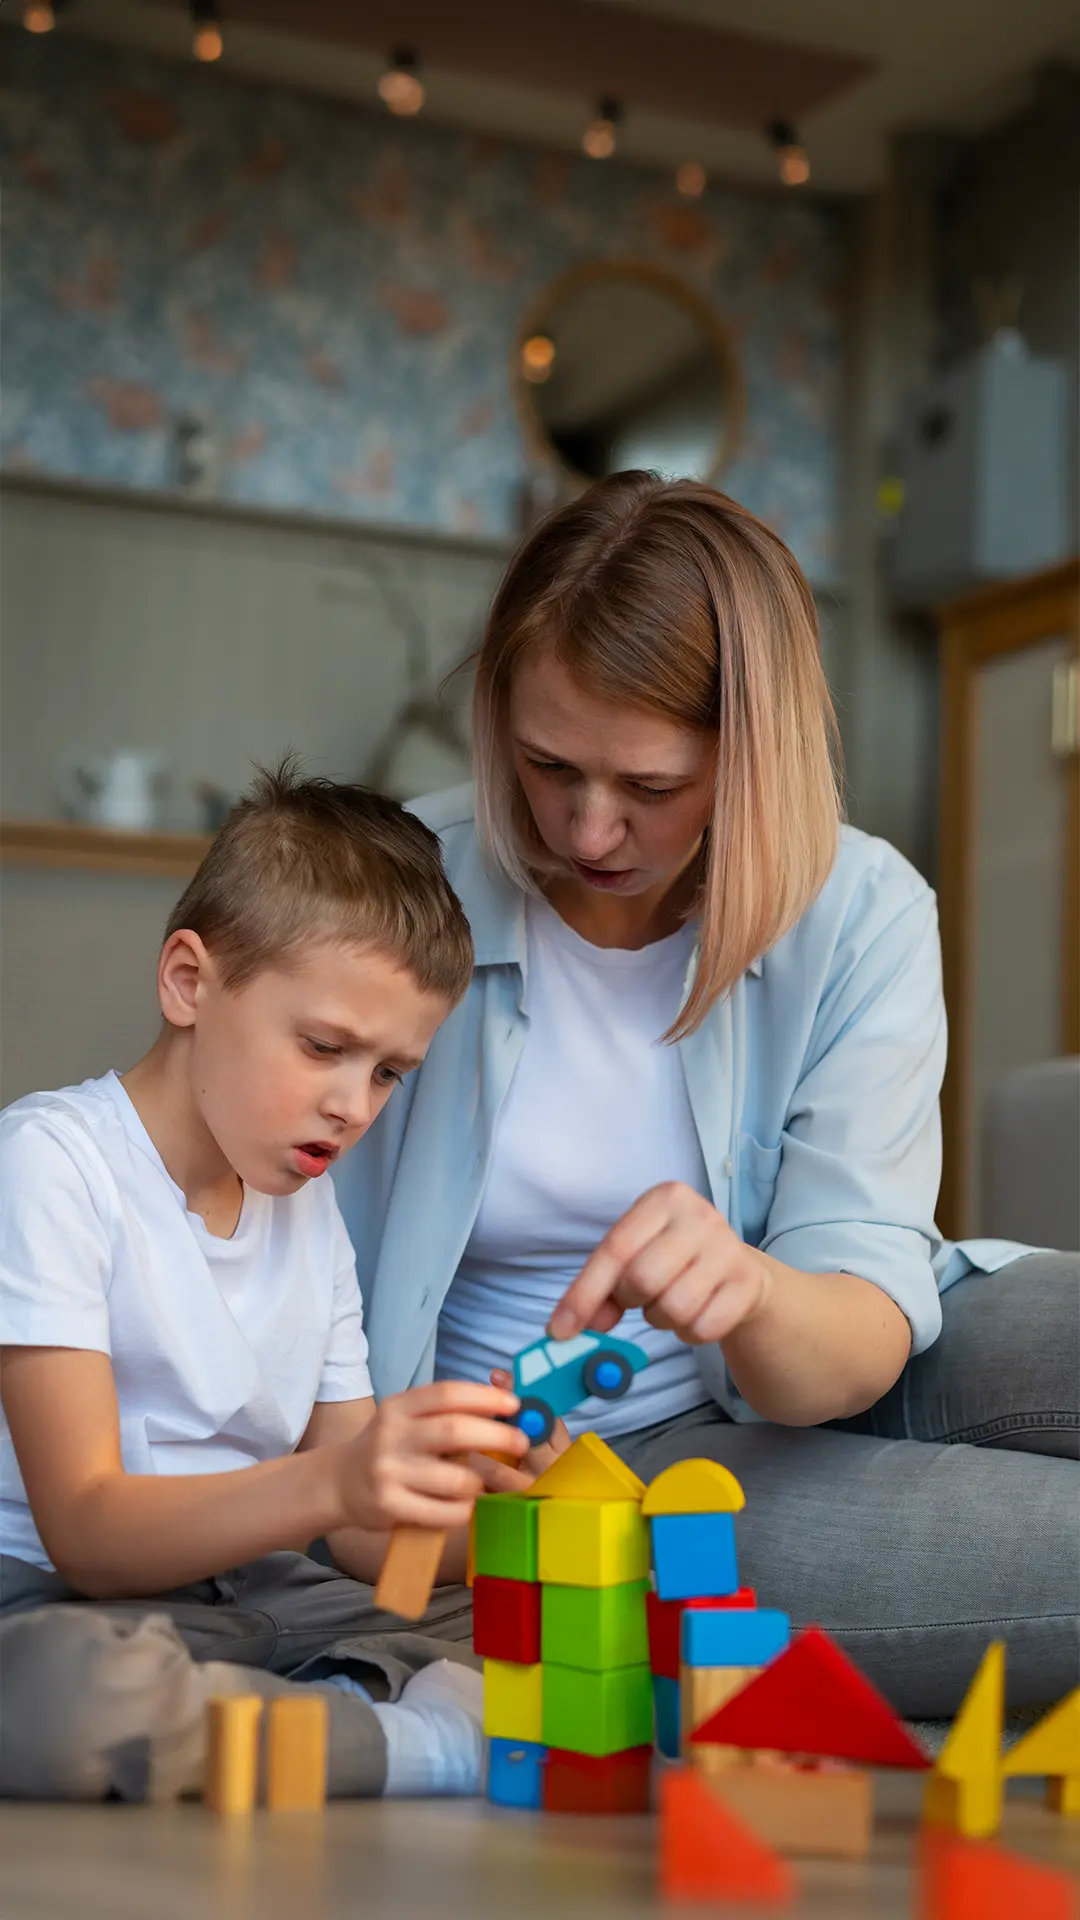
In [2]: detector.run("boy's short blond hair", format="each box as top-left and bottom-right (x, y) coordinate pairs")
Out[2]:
(164, 760), (473, 1003)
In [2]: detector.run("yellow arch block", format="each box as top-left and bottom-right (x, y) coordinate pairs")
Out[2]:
(1003, 1687), (1080, 1814)
(642, 1459), (746, 1516)
(530, 1432), (646, 1503)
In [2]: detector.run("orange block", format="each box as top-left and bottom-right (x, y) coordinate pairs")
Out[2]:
(918, 1831), (1079, 1920)
(659, 1765), (795, 1906)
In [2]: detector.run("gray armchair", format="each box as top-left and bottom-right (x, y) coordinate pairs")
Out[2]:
(981, 1058), (1080, 1251)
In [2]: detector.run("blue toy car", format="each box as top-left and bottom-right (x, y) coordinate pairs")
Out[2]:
(509, 1330), (648, 1443)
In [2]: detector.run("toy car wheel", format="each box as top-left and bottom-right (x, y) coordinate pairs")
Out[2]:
(515, 1396), (555, 1444)
(583, 1350), (634, 1400)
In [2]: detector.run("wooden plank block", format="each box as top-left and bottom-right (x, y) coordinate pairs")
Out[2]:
(265, 1695), (328, 1812)
(709, 1761), (873, 1861)
(681, 1662), (759, 1762)
(375, 1525), (445, 1620)
(204, 1696), (262, 1815)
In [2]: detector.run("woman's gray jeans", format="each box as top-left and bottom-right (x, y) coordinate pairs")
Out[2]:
(1, 1251), (1076, 1798)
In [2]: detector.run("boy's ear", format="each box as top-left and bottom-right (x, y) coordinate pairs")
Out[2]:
(158, 929), (214, 1029)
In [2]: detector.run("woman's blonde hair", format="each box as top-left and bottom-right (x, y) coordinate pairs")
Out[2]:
(472, 470), (842, 1037)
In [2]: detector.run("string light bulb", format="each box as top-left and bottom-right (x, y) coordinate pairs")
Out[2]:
(23, 1), (60, 31)
(378, 47), (425, 117)
(521, 335), (556, 384)
(768, 120), (810, 186)
(675, 160), (706, 199)
(190, 0), (223, 62)
(583, 97), (622, 161)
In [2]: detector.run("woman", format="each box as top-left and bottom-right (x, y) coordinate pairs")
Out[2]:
(336, 471), (1077, 1717)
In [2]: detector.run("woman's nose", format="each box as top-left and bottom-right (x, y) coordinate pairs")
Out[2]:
(569, 796), (624, 860)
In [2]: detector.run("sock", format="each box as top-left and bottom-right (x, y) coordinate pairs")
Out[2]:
(320, 1660), (485, 1798)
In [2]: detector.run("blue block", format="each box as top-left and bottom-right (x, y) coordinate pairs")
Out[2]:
(681, 1607), (791, 1669)
(653, 1675), (681, 1759)
(487, 1735), (547, 1809)
(649, 1513), (738, 1601)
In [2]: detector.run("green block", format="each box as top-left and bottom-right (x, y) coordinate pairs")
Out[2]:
(542, 1579), (649, 1672)
(542, 1661), (654, 1757)
(474, 1494), (539, 1581)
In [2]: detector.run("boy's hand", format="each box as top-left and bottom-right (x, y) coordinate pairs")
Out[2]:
(469, 1367), (572, 1494)
(335, 1381), (528, 1533)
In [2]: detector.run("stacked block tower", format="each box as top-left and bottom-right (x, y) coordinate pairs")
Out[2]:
(475, 1433), (655, 1813)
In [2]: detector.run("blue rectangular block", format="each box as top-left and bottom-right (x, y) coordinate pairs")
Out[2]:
(652, 1675), (681, 1759)
(487, 1735), (547, 1809)
(681, 1607), (791, 1669)
(649, 1512), (738, 1601)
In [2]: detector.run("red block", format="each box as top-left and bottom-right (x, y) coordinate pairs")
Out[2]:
(472, 1574), (541, 1663)
(646, 1588), (758, 1680)
(919, 1832), (1078, 1920)
(543, 1745), (653, 1815)
(659, 1766), (794, 1904)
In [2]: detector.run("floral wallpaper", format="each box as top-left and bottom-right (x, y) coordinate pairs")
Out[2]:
(0, 33), (848, 580)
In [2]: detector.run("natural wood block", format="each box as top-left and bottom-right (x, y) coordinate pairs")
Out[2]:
(709, 1760), (873, 1861)
(375, 1525), (445, 1620)
(681, 1662), (759, 1762)
(266, 1695), (328, 1812)
(204, 1696), (262, 1815)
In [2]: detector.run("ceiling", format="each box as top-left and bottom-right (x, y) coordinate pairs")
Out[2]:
(18, 0), (1080, 191)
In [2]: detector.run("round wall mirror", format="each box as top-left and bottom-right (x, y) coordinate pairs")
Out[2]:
(516, 262), (742, 489)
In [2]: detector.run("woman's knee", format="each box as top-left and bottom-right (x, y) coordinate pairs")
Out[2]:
(0, 1605), (207, 1800)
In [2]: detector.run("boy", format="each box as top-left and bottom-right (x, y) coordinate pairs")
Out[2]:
(0, 763), (532, 1803)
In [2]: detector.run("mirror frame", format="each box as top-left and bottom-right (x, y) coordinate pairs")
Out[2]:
(513, 259), (745, 492)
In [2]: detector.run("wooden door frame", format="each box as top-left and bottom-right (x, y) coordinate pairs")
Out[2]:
(936, 558), (1079, 1239)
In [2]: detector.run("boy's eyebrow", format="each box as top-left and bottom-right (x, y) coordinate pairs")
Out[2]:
(515, 736), (689, 783)
(314, 1022), (425, 1071)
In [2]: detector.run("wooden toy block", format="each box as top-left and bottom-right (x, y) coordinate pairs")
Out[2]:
(375, 1524), (444, 1620)
(530, 1431), (647, 1503)
(649, 1512), (738, 1600)
(204, 1695), (263, 1815)
(474, 1493), (539, 1582)
(682, 1606), (790, 1669)
(1003, 1687), (1080, 1814)
(487, 1736), (547, 1809)
(653, 1675), (681, 1759)
(544, 1743), (652, 1814)
(924, 1642), (1004, 1839)
(483, 1658), (544, 1743)
(465, 1509), (476, 1588)
(537, 1497), (649, 1589)
(542, 1660), (654, 1756)
(265, 1695), (328, 1812)
(918, 1830), (1079, 1920)
(646, 1588), (757, 1679)
(659, 1764), (795, 1905)
(541, 1577), (649, 1671)
(709, 1759), (873, 1860)
(691, 1626), (931, 1769)
(682, 1663), (760, 1762)
(473, 1574), (542, 1664)
(643, 1458), (746, 1515)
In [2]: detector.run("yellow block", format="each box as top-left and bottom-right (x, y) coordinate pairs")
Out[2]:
(266, 1695), (328, 1812)
(483, 1659), (544, 1743)
(923, 1768), (1002, 1840)
(537, 1498), (649, 1588)
(1003, 1688), (1080, 1785)
(204, 1696), (262, 1815)
(681, 1663), (760, 1763)
(642, 1459), (746, 1516)
(530, 1433), (646, 1504)
(1048, 1775), (1080, 1816)
(923, 1641), (1005, 1839)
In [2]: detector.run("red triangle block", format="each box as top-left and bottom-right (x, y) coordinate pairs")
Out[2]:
(690, 1625), (930, 1769)
(659, 1765), (795, 1905)
(919, 1831), (1078, 1920)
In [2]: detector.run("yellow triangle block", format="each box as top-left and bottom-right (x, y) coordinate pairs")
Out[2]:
(937, 1642), (1005, 1783)
(1003, 1689), (1080, 1780)
(529, 1432), (647, 1503)
(642, 1458), (746, 1516)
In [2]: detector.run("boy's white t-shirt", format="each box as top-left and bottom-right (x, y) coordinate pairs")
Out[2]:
(0, 1072), (372, 1571)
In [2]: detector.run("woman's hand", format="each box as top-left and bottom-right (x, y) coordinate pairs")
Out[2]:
(467, 1366), (573, 1494)
(547, 1181), (770, 1347)
(335, 1380), (528, 1533)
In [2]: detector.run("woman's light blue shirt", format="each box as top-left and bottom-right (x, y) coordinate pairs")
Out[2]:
(333, 785), (1031, 1422)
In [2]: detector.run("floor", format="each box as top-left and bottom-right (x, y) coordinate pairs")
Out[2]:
(3, 1777), (1078, 1920)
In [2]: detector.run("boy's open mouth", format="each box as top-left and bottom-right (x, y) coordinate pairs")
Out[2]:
(292, 1141), (338, 1178)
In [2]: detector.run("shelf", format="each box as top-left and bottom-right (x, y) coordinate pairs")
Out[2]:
(0, 818), (211, 878)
